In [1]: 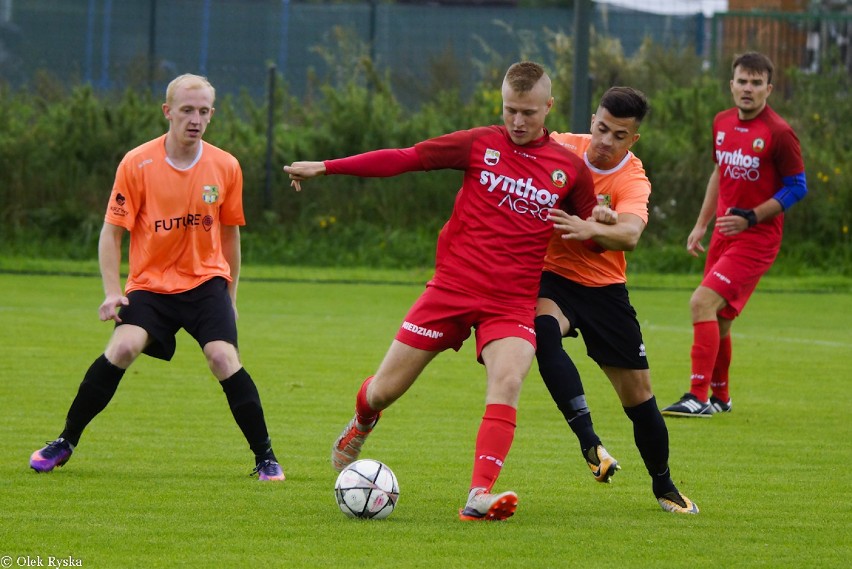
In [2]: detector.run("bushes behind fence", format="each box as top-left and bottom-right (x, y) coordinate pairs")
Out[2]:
(0, 36), (849, 275)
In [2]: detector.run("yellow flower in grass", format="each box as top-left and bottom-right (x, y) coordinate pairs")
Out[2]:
(316, 215), (337, 229)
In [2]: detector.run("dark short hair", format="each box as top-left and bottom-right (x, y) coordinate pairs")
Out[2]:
(599, 86), (649, 123)
(732, 51), (774, 85)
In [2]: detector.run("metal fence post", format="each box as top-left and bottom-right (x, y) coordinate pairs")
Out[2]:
(571, 0), (591, 133)
(264, 65), (276, 210)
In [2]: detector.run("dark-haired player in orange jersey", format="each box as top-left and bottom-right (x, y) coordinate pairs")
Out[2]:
(30, 74), (285, 481)
(537, 86), (697, 514)
(285, 61), (598, 521)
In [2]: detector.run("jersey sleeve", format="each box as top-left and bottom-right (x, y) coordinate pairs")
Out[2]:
(325, 148), (424, 177)
(219, 156), (246, 226)
(414, 129), (477, 171)
(772, 127), (805, 177)
(104, 155), (138, 231)
(613, 169), (651, 224)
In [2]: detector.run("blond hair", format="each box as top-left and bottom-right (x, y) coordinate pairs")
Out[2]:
(165, 74), (215, 106)
(504, 61), (551, 95)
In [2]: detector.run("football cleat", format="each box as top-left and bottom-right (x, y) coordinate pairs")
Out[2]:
(709, 396), (732, 413)
(661, 393), (714, 418)
(251, 459), (285, 481)
(657, 491), (699, 514)
(30, 438), (74, 473)
(585, 444), (621, 483)
(458, 488), (518, 521)
(331, 414), (379, 472)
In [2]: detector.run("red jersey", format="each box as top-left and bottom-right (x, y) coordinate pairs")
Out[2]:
(327, 126), (596, 305)
(712, 104), (804, 248)
(105, 135), (245, 294)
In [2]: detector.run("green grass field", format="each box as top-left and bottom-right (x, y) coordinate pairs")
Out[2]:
(1, 268), (850, 568)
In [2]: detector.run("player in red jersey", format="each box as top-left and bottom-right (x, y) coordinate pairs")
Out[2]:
(284, 61), (597, 521)
(29, 74), (285, 481)
(662, 52), (808, 418)
(536, 87), (697, 513)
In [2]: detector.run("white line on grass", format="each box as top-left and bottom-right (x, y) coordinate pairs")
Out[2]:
(644, 324), (852, 349)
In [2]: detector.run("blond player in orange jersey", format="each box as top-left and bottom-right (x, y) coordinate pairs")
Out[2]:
(29, 74), (284, 481)
(535, 87), (698, 513)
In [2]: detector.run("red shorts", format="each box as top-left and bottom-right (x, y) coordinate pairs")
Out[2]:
(395, 284), (536, 361)
(702, 234), (779, 320)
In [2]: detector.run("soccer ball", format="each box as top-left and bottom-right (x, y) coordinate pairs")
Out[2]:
(334, 459), (399, 519)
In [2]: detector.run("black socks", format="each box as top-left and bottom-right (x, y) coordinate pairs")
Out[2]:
(220, 368), (276, 463)
(534, 315), (601, 453)
(60, 354), (125, 447)
(624, 396), (676, 497)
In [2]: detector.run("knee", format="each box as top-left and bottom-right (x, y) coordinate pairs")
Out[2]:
(690, 287), (724, 320)
(205, 343), (241, 380)
(609, 369), (653, 407)
(688, 290), (706, 312)
(104, 338), (143, 368)
(486, 375), (524, 406)
(534, 315), (562, 353)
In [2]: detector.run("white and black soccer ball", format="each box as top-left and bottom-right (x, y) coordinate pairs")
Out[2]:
(334, 459), (399, 519)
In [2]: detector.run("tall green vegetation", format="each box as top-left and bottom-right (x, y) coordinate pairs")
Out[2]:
(1, 32), (848, 274)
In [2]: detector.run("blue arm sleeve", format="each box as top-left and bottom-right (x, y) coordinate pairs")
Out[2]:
(773, 172), (808, 211)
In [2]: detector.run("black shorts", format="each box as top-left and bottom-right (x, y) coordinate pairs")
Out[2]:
(117, 277), (238, 361)
(538, 270), (648, 370)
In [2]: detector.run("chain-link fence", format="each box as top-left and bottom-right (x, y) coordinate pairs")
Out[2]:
(1, 0), (709, 105)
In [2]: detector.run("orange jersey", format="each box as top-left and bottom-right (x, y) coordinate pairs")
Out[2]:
(545, 133), (650, 286)
(104, 135), (245, 294)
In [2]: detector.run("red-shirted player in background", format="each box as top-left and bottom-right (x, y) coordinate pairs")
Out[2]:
(284, 61), (598, 521)
(29, 74), (285, 481)
(537, 87), (698, 514)
(662, 52), (808, 418)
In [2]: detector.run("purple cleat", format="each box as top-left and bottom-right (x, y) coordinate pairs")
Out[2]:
(30, 438), (74, 473)
(251, 459), (285, 481)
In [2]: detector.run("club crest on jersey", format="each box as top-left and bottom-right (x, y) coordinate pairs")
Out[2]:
(201, 185), (219, 204)
(597, 194), (612, 207)
(551, 169), (566, 188)
(484, 149), (500, 166)
(716, 131), (726, 145)
(752, 138), (765, 152)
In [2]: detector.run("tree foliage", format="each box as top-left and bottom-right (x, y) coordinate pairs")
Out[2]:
(1, 31), (848, 274)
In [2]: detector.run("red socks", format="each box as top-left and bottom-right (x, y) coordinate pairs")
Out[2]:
(355, 376), (380, 427)
(689, 320), (720, 402)
(470, 404), (517, 491)
(711, 334), (732, 403)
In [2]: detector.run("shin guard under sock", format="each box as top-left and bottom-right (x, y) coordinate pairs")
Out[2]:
(60, 354), (125, 446)
(470, 404), (516, 491)
(221, 368), (275, 462)
(624, 397), (675, 497)
(711, 334), (732, 403)
(689, 320), (720, 401)
(534, 315), (600, 452)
